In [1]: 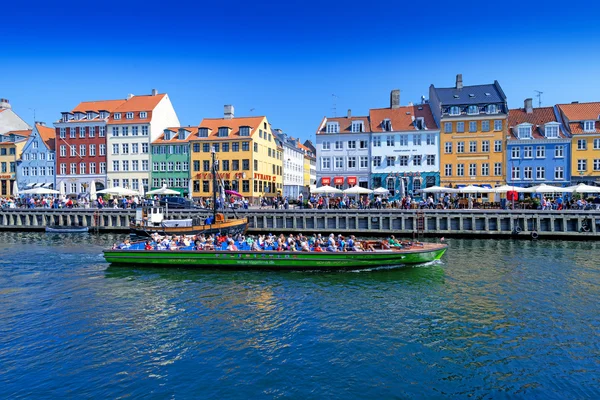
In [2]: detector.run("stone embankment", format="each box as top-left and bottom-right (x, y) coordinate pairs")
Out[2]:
(0, 208), (598, 239)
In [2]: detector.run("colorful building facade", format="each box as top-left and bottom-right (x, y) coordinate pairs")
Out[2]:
(189, 106), (283, 203)
(0, 129), (31, 196)
(556, 102), (600, 185)
(506, 99), (571, 188)
(274, 130), (305, 199)
(151, 127), (194, 195)
(0, 98), (30, 135)
(16, 123), (56, 190)
(430, 74), (508, 189)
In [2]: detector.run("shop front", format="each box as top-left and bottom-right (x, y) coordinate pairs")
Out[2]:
(371, 171), (439, 200)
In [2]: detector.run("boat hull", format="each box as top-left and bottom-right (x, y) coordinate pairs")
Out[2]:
(46, 226), (89, 233)
(129, 218), (248, 239)
(103, 244), (447, 270)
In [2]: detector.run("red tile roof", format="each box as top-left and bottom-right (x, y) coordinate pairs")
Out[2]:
(195, 116), (267, 140)
(36, 124), (56, 150)
(152, 127), (199, 144)
(568, 121), (600, 135)
(557, 102), (600, 121)
(316, 116), (370, 135)
(507, 107), (565, 140)
(65, 94), (167, 124)
(3, 129), (32, 138)
(369, 104), (437, 132)
(72, 99), (127, 113)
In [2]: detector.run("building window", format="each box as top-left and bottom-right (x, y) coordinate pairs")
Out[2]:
(426, 155), (435, 166)
(412, 134), (421, 146)
(456, 122), (464, 133)
(449, 106), (460, 116)
(511, 166), (520, 180)
(60, 145), (66, 157)
(351, 121), (363, 133)
(140, 112), (147, 119)
(487, 104), (497, 114)
(122, 126), (129, 136)
(469, 141), (477, 152)
(326, 122), (339, 133)
(372, 136), (381, 147)
(511, 147), (520, 159)
(322, 141), (330, 150)
(545, 125), (559, 138)
(398, 135), (408, 146)
(523, 146), (533, 159)
(360, 156), (368, 169)
(413, 155), (422, 166)
(523, 166), (532, 180)
(100, 162), (106, 173)
(126, 112), (133, 119)
(555, 167), (564, 180)
(153, 162), (159, 172)
(469, 163), (476, 176)
(481, 163), (489, 176)
(445, 142), (452, 153)
(112, 144), (119, 155)
(218, 127), (229, 137)
(100, 144), (106, 156)
(457, 164), (464, 176)
(372, 156), (381, 167)
(555, 145), (564, 158)
(113, 161), (119, 172)
(386, 136), (395, 146)
(584, 121), (595, 132)
(577, 159), (587, 172)
(114, 113), (121, 120)
(469, 121), (477, 132)
(494, 120), (503, 131)
(60, 128), (66, 138)
(335, 141), (343, 150)
(425, 134), (435, 145)
(334, 157), (343, 169)
(398, 156), (408, 166)
(142, 126), (148, 136)
(359, 140), (368, 149)
(594, 159), (600, 171)
(386, 156), (395, 167)
(347, 156), (356, 169)
(457, 141), (464, 153)
(577, 139), (587, 150)
(481, 140), (490, 152)
(80, 163), (86, 174)
(89, 126), (95, 137)
(78, 127), (85, 138)
(518, 126), (532, 139)
(242, 159), (249, 170)
(112, 127), (119, 137)
(89, 144), (96, 156)
(467, 105), (478, 115)
(70, 183), (77, 193)
(382, 119), (392, 131)
(60, 163), (66, 175)
(494, 140), (502, 152)
(131, 126), (138, 136)
(99, 127), (106, 137)
(494, 162), (502, 176)
(481, 121), (490, 132)
(386, 177), (395, 195)
(536, 146), (546, 158)
(70, 145), (76, 157)
(70, 163), (77, 174)
(322, 157), (331, 170)
(79, 144), (86, 157)
(444, 122), (452, 133)
(348, 140), (356, 149)
(445, 164), (452, 176)
(536, 166), (545, 179)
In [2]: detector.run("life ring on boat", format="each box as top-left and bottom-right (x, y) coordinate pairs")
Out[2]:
(531, 231), (538, 240)
(514, 226), (522, 234)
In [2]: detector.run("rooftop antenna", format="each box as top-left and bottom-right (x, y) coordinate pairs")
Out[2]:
(534, 90), (543, 107)
(331, 94), (338, 117)
(249, 108), (255, 114)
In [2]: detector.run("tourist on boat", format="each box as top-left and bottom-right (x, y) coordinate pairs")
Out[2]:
(388, 235), (403, 248)
(314, 243), (323, 252)
(337, 235), (347, 252)
(227, 239), (238, 251)
(144, 241), (153, 250)
(347, 235), (356, 251)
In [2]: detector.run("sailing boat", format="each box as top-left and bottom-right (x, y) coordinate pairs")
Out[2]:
(129, 148), (249, 239)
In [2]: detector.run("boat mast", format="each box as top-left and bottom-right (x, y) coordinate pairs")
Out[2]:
(212, 146), (217, 222)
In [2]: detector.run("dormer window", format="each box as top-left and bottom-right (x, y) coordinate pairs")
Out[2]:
(382, 119), (392, 131)
(467, 105), (479, 115)
(545, 123), (559, 138)
(415, 117), (426, 130)
(449, 106), (460, 116)
(74, 112), (83, 120)
(351, 121), (364, 133)
(239, 126), (250, 137)
(62, 113), (71, 122)
(218, 127), (229, 137)
(179, 129), (190, 140)
(584, 121), (595, 132)
(140, 111), (147, 119)
(99, 111), (108, 119)
(326, 122), (339, 133)
(517, 124), (532, 139)
(199, 128), (210, 137)
(164, 130), (172, 140)
(114, 113), (121, 120)
(126, 112), (134, 119)
(86, 112), (93, 120)
(486, 104), (497, 114)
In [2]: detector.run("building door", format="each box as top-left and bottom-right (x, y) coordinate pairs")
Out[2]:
(1, 180), (7, 196)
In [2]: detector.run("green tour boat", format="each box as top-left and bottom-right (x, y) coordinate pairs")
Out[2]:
(103, 242), (448, 270)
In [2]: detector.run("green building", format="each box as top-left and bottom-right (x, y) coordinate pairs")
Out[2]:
(150, 127), (195, 196)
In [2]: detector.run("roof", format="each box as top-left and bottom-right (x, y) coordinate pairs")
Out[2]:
(431, 81), (506, 105)
(557, 102), (600, 135)
(152, 126), (199, 144)
(195, 116), (267, 140)
(316, 116), (370, 135)
(507, 107), (565, 140)
(72, 99), (127, 113)
(64, 94), (167, 124)
(3, 129), (32, 137)
(35, 124), (56, 150)
(369, 104), (437, 132)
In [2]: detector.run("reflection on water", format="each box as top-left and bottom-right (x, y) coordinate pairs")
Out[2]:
(0, 233), (599, 398)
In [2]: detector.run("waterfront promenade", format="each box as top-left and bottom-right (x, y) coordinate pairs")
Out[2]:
(0, 208), (599, 238)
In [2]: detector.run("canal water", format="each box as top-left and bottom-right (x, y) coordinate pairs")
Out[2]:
(1, 232), (599, 399)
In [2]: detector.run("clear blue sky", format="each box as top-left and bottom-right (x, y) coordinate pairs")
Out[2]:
(2, 0), (600, 143)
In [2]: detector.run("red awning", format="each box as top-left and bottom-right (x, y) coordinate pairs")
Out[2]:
(321, 177), (331, 185)
(334, 177), (344, 185)
(347, 176), (357, 185)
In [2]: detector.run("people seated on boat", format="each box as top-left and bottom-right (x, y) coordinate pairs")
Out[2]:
(144, 241), (153, 250)
(337, 235), (347, 252)
(381, 240), (391, 250)
(226, 239), (238, 251)
(347, 235), (356, 251)
(170, 239), (179, 250)
(388, 235), (402, 248)
(204, 216), (214, 225)
(250, 240), (262, 252)
(300, 241), (311, 252)
(326, 234), (338, 252)
(313, 242), (323, 252)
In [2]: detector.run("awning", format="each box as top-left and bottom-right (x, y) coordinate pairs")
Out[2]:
(481, 184), (492, 189)
(347, 176), (357, 185)
(456, 184), (466, 188)
(321, 177), (331, 185)
(333, 177), (344, 185)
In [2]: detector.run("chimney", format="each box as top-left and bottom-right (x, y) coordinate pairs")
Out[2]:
(524, 98), (533, 114)
(224, 105), (234, 119)
(36, 121), (46, 126)
(127, 93), (134, 99)
(390, 89), (400, 109)
(0, 98), (10, 109)
(347, 109), (352, 118)
(456, 74), (463, 89)
(151, 89), (158, 96)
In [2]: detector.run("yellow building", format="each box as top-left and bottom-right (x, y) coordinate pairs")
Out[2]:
(430, 74), (508, 188)
(189, 106), (283, 203)
(0, 129), (31, 196)
(557, 102), (600, 184)
(298, 142), (316, 190)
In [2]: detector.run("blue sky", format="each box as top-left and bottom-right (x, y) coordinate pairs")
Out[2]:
(2, 0), (600, 142)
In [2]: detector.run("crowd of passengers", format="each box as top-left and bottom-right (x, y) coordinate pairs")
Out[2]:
(113, 233), (411, 252)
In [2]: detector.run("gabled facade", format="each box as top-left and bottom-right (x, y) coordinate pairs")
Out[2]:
(16, 123), (56, 191)
(0, 98), (30, 135)
(315, 110), (370, 189)
(189, 106), (283, 203)
(369, 90), (439, 198)
(556, 102), (600, 184)
(430, 74), (508, 189)
(274, 129), (305, 199)
(507, 99), (571, 187)
(298, 142), (316, 193)
(0, 129), (32, 196)
(151, 127), (195, 195)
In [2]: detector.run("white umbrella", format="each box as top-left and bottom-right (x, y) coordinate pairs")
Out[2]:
(521, 184), (572, 193)
(96, 186), (139, 196)
(563, 183), (600, 194)
(343, 185), (373, 195)
(12, 181), (19, 197)
(399, 178), (405, 198)
(138, 183), (145, 197)
(89, 180), (96, 199)
(312, 185), (343, 194)
(492, 184), (528, 193)
(372, 187), (389, 195)
(188, 178), (193, 199)
(20, 187), (60, 195)
(457, 185), (495, 193)
(59, 182), (66, 196)
(146, 185), (180, 195)
(422, 186), (458, 193)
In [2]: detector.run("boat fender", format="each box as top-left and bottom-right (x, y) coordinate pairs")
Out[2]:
(581, 224), (590, 233)
(514, 226), (522, 234)
(531, 231), (538, 240)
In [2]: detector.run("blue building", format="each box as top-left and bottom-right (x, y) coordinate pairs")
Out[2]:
(506, 99), (571, 190)
(16, 122), (56, 190)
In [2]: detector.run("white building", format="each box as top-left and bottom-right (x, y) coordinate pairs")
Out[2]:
(315, 110), (371, 189)
(369, 92), (440, 198)
(106, 90), (180, 192)
(0, 98), (30, 134)
(274, 129), (305, 198)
